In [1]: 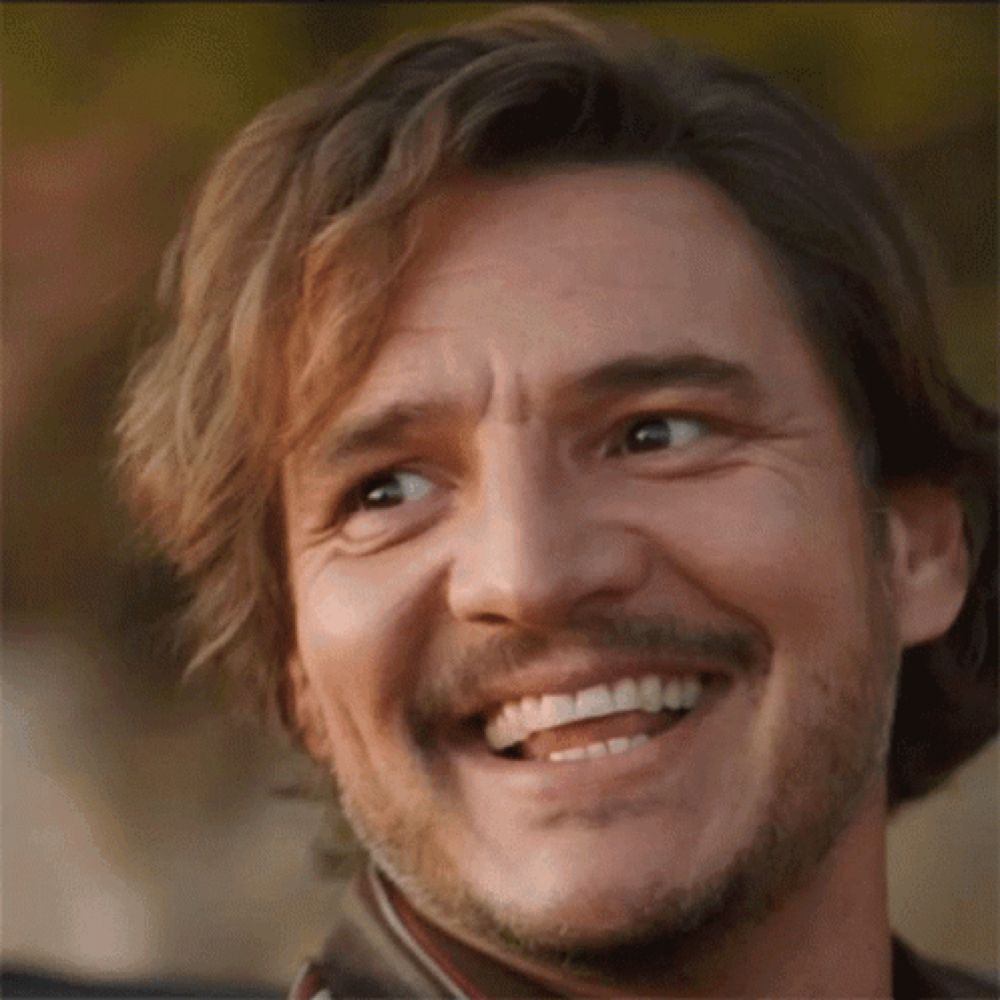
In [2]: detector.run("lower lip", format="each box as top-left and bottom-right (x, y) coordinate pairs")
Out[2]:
(447, 679), (738, 801)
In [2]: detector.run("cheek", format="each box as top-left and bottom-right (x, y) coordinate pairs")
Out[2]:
(292, 549), (443, 742)
(636, 464), (875, 644)
(655, 464), (883, 739)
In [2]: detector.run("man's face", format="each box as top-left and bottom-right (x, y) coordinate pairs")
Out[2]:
(282, 167), (899, 957)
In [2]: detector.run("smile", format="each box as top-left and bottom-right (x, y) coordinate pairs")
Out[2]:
(483, 673), (712, 763)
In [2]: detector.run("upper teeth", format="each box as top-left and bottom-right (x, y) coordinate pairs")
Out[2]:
(484, 674), (704, 751)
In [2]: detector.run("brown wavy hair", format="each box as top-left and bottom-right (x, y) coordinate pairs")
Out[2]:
(116, 6), (996, 807)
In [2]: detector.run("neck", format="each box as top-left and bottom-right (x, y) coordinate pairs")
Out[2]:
(678, 782), (893, 998)
(417, 781), (894, 998)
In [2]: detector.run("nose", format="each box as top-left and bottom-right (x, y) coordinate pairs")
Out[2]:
(446, 429), (650, 627)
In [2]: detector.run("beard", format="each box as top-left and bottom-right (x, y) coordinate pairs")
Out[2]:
(327, 566), (900, 986)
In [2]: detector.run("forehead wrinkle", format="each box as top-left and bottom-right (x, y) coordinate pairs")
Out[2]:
(309, 349), (511, 471)
(414, 334), (529, 427)
(482, 360), (530, 425)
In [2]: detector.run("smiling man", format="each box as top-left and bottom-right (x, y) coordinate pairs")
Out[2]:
(117, 8), (997, 998)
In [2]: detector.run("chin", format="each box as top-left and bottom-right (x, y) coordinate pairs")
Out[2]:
(442, 792), (853, 973)
(488, 888), (717, 956)
(447, 832), (738, 959)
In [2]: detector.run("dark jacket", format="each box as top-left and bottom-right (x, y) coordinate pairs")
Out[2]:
(289, 866), (999, 1000)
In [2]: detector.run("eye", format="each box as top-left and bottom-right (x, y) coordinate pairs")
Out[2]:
(617, 415), (709, 454)
(350, 470), (434, 511)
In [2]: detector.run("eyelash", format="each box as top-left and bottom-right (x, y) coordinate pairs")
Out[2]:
(605, 411), (713, 457)
(340, 468), (428, 515)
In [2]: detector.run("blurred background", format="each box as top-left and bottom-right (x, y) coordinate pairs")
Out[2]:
(3, 2), (996, 992)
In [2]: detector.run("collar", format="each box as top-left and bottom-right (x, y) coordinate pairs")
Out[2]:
(288, 862), (560, 999)
(289, 865), (998, 999)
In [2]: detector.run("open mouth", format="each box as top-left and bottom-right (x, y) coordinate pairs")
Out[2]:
(478, 673), (723, 763)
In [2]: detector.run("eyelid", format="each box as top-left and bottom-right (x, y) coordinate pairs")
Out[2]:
(367, 468), (431, 502)
(331, 464), (439, 530)
(345, 467), (417, 506)
(604, 411), (716, 456)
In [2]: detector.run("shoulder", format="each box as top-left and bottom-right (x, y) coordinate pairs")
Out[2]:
(894, 937), (998, 1000)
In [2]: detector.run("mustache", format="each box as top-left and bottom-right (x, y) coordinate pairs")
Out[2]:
(413, 612), (767, 726)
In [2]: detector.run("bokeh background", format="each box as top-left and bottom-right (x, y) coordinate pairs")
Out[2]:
(3, 2), (997, 991)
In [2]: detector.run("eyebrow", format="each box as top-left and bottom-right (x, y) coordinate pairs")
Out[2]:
(319, 401), (459, 467)
(318, 352), (759, 468)
(565, 352), (759, 404)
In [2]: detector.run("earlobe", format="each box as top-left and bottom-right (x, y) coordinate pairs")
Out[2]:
(285, 653), (333, 764)
(886, 483), (969, 648)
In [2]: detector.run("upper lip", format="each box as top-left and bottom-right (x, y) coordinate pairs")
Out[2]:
(452, 652), (745, 724)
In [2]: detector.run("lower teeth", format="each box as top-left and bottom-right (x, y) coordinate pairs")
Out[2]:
(498, 707), (691, 762)
(549, 732), (650, 762)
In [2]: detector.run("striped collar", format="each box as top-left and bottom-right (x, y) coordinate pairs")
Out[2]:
(287, 863), (558, 999)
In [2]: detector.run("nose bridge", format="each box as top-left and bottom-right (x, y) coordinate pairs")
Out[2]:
(478, 423), (565, 575)
(447, 422), (646, 624)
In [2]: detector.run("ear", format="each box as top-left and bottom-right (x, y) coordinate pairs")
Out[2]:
(284, 653), (333, 764)
(885, 483), (969, 647)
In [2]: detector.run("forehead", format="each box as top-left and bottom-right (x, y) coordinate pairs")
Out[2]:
(323, 166), (822, 429)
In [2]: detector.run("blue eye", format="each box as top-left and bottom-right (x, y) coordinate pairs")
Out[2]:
(622, 415), (708, 453)
(355, 470), (433, 511)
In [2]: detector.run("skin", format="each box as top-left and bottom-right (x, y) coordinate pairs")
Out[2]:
(282, 167), (968, 996)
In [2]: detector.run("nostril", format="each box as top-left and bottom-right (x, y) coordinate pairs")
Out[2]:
(475, 612), (511, 626)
